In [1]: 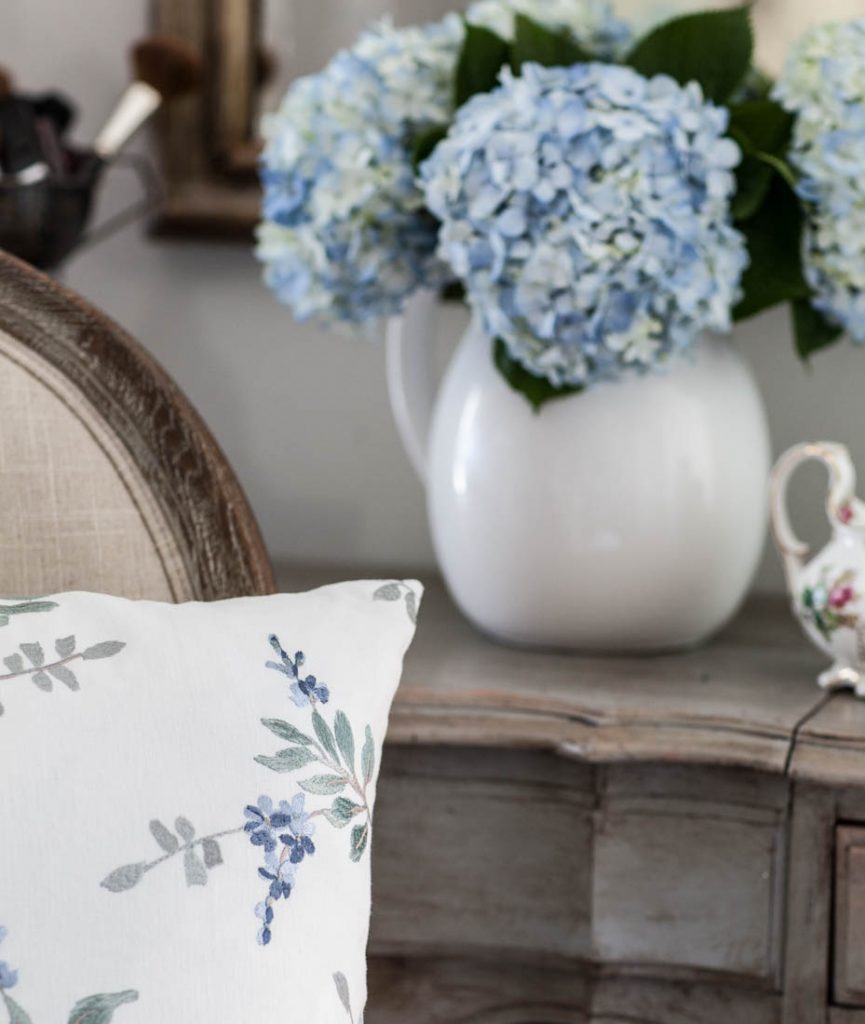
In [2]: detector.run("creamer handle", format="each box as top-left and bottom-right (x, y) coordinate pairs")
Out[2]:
(769, 442), (857, 585)
(385, 290), (438, 482)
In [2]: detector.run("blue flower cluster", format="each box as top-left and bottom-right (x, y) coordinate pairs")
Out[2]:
(245, 794), (317, 946)
(0, 927), (18, 990)
(421, 62), (747, 386)
(266, 635), (330, 707)
(256, 15), (462, 326)
(774, 19), (865, 341)
(466, 0), (630, 58)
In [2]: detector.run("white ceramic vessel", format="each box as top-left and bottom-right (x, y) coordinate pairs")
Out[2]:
(771, 441), (865, 695)
(387, 291), (771, 651)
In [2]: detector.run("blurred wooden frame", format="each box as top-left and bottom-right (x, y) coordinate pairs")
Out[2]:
(151, 0), (263, 239)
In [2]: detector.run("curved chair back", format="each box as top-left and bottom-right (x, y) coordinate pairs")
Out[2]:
(0, 251), (274, 601)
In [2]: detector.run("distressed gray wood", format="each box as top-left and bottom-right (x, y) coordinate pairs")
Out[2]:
(834, 826), (865, 1006)
(276, 566), (865, 1023)
(782, 783), (835, 1024)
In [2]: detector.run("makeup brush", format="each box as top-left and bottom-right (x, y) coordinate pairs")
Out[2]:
(0, 67), (49, 184)
(93, 34), (202, 161)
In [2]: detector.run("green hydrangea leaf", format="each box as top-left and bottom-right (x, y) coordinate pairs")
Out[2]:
(733, 175), (810, 321)
(455, 22), (511, 108)
(792, 299), (844, 361)
(626, 5), (753, 104)
(511, 14), (591, 71)
(493, 338), (581, 412)
(412, 125), (448, 171)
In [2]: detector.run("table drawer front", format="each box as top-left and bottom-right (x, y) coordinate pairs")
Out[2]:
(835, 826), (865, 1005)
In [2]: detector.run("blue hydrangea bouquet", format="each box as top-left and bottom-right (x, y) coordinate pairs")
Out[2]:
(257, 0), (865, 409)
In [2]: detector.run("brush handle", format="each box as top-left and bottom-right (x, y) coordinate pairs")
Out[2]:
(93, 81), (161, 160)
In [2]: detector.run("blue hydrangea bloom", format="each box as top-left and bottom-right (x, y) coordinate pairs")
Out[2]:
(774, 18), (865, 341)
(466, 0), (630, 57)
(421, 62), (747, 387)
(256, 15), (462, 326)
(0, 927), (18, 990)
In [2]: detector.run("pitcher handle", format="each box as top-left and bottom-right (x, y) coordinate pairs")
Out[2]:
(385, 289), (439, 482)
(769, 441), (857, 584)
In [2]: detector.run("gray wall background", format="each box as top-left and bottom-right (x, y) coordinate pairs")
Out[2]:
(3, 0), (863, 589)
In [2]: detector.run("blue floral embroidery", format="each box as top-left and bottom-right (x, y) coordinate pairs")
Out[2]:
(0, 928), (18, 991)
(266, 636), (330, 707)
(0, 927), (137, 1023)
(101, 632), (379, 949)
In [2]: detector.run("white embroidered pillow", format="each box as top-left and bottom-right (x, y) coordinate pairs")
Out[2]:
(0, 580), (420, 1024)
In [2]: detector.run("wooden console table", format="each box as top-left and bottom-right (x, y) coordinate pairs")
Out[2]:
(280, 568), (865, 1024)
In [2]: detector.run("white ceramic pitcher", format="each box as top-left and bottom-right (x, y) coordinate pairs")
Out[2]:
(387, 291), (771, 651)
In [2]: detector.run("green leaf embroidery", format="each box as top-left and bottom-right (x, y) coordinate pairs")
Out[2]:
(0, 600), (57, 625)
(298, 774), (347, 795)
(454, 22), (510, 108)
(30, 671), (52, 692)
(175, 817), (196, 842)
(201, 837), (223, 868)
(312, 709), (339, 762)
(331, 797), (364, 824)
(100, 862), (148, 893)
(361, 726), (375, 786)
(81, 641), (125, 660)
(254, 747), (318, 773)
(260, 718), (313, 745)
(373, 583), (401, 602)
(183, 848), (208, 887)
(511, 14), (590, 71)
(626, 5), (753, 104)
(149, 820), (179, 854)
(792, 299), (844, 361)
(493, 337), (581, 411)
(2, 654), (23, 674)
(350, 821), (370, 863)
(55, 635), (76, 658)
(19, 643), (43, 668)
(66, 990), (138, 1024)
(334, 710), (355, 770)
(333, 973), (353, 1020)
(404, 589), (418, 624)
(2, 991), (33, 1024)
(323, 808), (352, 829)
(47, 664), (79, 690)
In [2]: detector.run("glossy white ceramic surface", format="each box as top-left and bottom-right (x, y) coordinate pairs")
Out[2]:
(387, 293), (771, 651)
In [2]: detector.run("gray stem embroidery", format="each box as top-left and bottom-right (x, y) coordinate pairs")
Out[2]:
(0, 636), (126, 717)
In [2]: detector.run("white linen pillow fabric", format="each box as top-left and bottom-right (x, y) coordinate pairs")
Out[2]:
(0, 580), (421, 1024)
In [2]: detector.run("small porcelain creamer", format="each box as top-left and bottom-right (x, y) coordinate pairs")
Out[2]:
(771, 441), (865, 695)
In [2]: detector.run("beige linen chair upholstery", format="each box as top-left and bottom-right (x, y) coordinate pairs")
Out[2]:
(0, 250), (274, 601)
